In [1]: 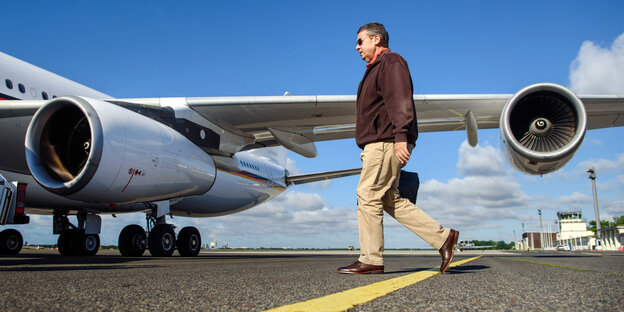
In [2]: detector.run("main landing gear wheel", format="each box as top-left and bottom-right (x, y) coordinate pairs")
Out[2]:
(73, 233), (100, 256)
(0, 229), (23, 255)
(119, 225), (147, 257)
(177, 226), (201, 257)
(58, 230), (100, 256)
(148, 224), (176, 257)
(58, 230), (77, 256)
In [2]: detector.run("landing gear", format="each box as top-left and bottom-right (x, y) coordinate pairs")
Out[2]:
(0, 229), (23, 255)
(177, 226), (201, 257)
(119, 224), (147, 257)
(54, 212), (101, 256)
(57, 229), (100, 256)
(117, 204), (202, 257)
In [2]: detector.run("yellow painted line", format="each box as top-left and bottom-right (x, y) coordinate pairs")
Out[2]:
(265, 255), (482, 312)
(499, 257), (586, 271)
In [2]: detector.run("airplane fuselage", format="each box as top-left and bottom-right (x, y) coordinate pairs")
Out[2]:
(0, 51), (287, 218)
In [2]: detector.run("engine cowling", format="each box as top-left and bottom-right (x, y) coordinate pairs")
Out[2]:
(500, 83), (587, 175)
(25, 96), (216, 203)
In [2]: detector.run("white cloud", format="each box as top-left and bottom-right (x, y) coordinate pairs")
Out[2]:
(416, 141), (531, 233)
(557, 191), (592, 211)
(577, 153), (624, 174)
(569, 32), (624, 94)
(457, 141), (507, 177)
(182, 190), (358, 248)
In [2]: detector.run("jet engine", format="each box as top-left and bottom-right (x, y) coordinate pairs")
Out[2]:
(25, 96), (216, 203)
(500, 83), (587, 175)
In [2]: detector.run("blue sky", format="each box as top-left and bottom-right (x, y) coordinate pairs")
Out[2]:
(2, 1), (623, 248)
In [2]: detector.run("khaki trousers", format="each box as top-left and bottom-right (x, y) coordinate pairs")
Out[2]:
(357, 142), (450, 266)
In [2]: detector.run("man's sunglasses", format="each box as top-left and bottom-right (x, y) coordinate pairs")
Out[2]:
(356, 36), (375, 46)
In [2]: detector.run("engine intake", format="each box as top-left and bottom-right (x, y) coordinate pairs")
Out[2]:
(25, 96), (216, 203)
(500, 83), (586, 175)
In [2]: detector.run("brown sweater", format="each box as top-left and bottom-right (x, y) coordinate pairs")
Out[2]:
(355, 49), (418, 149)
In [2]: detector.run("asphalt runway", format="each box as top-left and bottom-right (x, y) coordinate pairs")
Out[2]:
(1, 250), (622, 311)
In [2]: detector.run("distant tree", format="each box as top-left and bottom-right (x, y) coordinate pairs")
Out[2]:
(588, 220), (616, 234)
(614, 216), (624, 225)
(470, 240), (513, 250)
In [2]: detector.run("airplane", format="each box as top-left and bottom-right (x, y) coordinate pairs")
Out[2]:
(456, 240), (495, 251)
(0, 51), (622, 257)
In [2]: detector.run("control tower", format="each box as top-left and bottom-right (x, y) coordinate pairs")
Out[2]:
(556, 211), (595, 250)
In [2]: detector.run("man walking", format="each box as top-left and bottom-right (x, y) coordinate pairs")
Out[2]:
(337, 23), (458, 274)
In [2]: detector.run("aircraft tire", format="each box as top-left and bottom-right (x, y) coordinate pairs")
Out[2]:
(119, 224), (147, 257)
(148, 224), (176, 257)
(71, 233), (100, 256)
(0, 229), (23, 255)
(177, 226), (201, 257)
(58, 230), (77, 256)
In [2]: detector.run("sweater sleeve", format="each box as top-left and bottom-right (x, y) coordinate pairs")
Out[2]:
(379, 57), (414, 143)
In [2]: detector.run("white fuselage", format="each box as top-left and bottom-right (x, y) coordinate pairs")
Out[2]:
(0, 51), (287, 217)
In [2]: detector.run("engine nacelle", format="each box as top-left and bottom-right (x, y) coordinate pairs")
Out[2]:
(500, 83), (587, 175)
(25, 96), (216, 203)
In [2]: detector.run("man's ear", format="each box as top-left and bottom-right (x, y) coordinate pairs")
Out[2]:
(373, 35), (381, 46)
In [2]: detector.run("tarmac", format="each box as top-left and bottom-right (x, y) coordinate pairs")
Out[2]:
(0, 249), (622, 311)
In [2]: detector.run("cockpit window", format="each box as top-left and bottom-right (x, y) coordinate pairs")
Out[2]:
(18, 83), (25, 93)
(42, 92), (48, 100)
(5, 79), (12, 89)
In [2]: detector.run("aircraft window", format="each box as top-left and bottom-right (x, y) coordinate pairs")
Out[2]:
(52, 95), (57, 98)
(42, 92), (49, 100)
(18, 83), (25, 93)
(5, 79), (12, 89)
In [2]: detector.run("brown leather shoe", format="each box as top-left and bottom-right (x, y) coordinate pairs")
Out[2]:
(337, 261), (384, 274)
(439, 229), (459, 273)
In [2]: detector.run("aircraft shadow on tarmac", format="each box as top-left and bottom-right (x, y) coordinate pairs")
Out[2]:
(0, 252), (307, 272)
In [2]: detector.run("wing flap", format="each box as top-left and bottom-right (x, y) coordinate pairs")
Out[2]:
(286, 168), (361, 185)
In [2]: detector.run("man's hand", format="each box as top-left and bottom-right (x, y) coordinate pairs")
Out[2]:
(394, 141), (411, 164)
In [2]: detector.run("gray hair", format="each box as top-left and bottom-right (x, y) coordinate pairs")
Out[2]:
(358, 23), (389, 47)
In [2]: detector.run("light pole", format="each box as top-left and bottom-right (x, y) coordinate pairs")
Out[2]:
(521, 223), (525, 250)
(588, 168), (601, 249)
(538, 209), (544, 250)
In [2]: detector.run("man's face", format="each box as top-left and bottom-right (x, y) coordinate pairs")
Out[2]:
(356, 31), (379, 63)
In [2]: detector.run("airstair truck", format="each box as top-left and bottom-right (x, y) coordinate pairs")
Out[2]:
(0, 173), (29, 255)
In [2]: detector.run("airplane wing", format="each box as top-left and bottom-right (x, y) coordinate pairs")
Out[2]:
(183, 93), (624, 140)
(182, 91), (624, 154)
(2, 83), (623, 176)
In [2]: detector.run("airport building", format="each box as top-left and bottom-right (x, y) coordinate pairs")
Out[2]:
(599, 225), (624, 251)
(520, 232), (557, 250)
(517, 211), (623, 251)
(555, 211), (596, 250)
